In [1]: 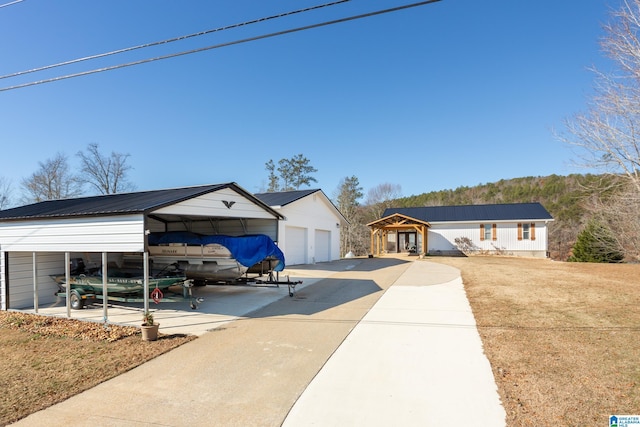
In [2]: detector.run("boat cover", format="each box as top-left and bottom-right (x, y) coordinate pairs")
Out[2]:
(148, 232), (285, 271)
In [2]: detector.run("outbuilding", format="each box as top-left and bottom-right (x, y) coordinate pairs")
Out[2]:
(254, 189), (348, 265)
(368, 202), (554, 258)
(0, 183), (283, 312)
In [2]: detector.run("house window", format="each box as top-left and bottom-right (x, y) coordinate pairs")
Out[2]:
(480, 224), (497, 241)
(518, 223), (536, 241)
(484, 224), (492, 241)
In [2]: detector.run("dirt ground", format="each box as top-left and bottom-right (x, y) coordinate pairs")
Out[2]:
(430, 256), (640, 426)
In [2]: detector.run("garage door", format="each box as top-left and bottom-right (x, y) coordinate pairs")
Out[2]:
(285, 226), (307, 265)
(314, 230), (331, 263)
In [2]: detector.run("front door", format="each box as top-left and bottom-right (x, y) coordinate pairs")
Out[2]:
(398, 232), (417, 253)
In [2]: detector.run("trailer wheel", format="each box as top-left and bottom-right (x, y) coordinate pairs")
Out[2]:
(70, 290), (84, 310)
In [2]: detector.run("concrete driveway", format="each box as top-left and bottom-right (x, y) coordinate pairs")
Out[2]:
(13, 256), (505, 427)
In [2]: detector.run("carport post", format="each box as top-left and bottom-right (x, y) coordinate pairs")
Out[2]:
(65, 252), (71, 318)
(143, 251), (149, 313)
(32, 252), (38, 313)
(102, 252), (108, 323)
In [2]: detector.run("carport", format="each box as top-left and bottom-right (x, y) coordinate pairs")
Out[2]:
(0, 183), (283, 322)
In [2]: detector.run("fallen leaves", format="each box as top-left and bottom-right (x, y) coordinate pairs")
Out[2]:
(0, 311), (139, 342)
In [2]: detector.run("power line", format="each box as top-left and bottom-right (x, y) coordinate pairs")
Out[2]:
(0, 0), (350, 81)
(0, 0), (25, 8)
(0, 0), (442, 92)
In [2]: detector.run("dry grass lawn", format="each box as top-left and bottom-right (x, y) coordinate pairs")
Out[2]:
(430, 256), (640, 427)
(0, 313), (194, 426)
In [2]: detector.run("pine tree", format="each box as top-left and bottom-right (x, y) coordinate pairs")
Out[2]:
(569, 219), (624, 263)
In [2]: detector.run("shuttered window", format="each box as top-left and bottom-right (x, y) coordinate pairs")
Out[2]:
(481, 224), (496, 241)
(518, 223), (535, 240)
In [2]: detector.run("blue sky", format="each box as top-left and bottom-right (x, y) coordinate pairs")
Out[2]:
(0, 0), (619, 203)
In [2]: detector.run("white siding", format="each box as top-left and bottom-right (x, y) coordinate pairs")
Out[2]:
(274, 193), (343, 264)
(427, 221), (550, 257)
(4, 252), (64, 309)
(152, 188), (276, 219)
(0, 215), (145, 253)
(1, 252), (5, 310)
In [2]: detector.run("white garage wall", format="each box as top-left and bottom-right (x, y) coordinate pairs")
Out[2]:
(152, 188), (276, 219)
(3, 252), (65, 310)
(276, 193), (342, 265)
(0, 215), (145, 253)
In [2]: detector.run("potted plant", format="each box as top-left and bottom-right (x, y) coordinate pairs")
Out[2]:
(141, 310), (159, 341)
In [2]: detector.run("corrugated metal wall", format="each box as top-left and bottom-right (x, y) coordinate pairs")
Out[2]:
(0, 215), (145, 253)
(4, 252), (64, 310)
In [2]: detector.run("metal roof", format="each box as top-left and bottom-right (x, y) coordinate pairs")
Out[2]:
(0, 183), (278, 221)
(253, 189), (320, 207)
(382, 203), (553, 223)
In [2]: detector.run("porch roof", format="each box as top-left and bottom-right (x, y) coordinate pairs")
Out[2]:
(367, 213), (431, 230)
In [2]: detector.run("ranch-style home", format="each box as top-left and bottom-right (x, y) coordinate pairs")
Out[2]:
(368, 202), (554, 258)
(254, 189), (348, 265)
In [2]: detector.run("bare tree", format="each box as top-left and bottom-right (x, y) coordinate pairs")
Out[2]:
(364, 182), (402, 222)
(77, 143), (135, 195)
(21, 153), (83, 203)
(334, 176), (368, 256)
(582, 181), (640, 261)
(560, 0), (640, 260)
(0, 176), (12, 209)
(560, 1), (640, 192)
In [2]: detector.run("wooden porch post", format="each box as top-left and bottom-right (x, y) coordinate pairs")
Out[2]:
(370, 229), (375, 256)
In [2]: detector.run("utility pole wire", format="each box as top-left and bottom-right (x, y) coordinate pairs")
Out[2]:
(0, 0), (442, 92)
(0, 0), (24, 8)
(0, 0), (350, 81)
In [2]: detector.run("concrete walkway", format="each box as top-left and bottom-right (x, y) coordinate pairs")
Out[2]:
(11, 258), (505, 427)
(282, 261), (506, 426)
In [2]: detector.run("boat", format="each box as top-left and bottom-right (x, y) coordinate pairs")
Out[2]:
(147, 232), (286, 283)
(51, 259), (187, 297)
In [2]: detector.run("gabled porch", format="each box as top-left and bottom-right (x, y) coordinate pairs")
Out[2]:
(367, 213), (430, 256)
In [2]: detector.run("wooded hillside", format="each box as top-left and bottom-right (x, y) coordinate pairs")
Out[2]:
(392, 174), (609, 260)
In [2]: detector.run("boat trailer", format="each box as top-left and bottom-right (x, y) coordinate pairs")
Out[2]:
(56, 274), (302, 311)
(190, 272), (302, 298)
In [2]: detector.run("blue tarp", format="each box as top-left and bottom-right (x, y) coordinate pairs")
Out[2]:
(148, 232), (285, 271)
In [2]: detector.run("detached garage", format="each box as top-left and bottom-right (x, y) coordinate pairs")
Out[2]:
(0, 183), (283, 313)
(255, 189), (348, 265)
